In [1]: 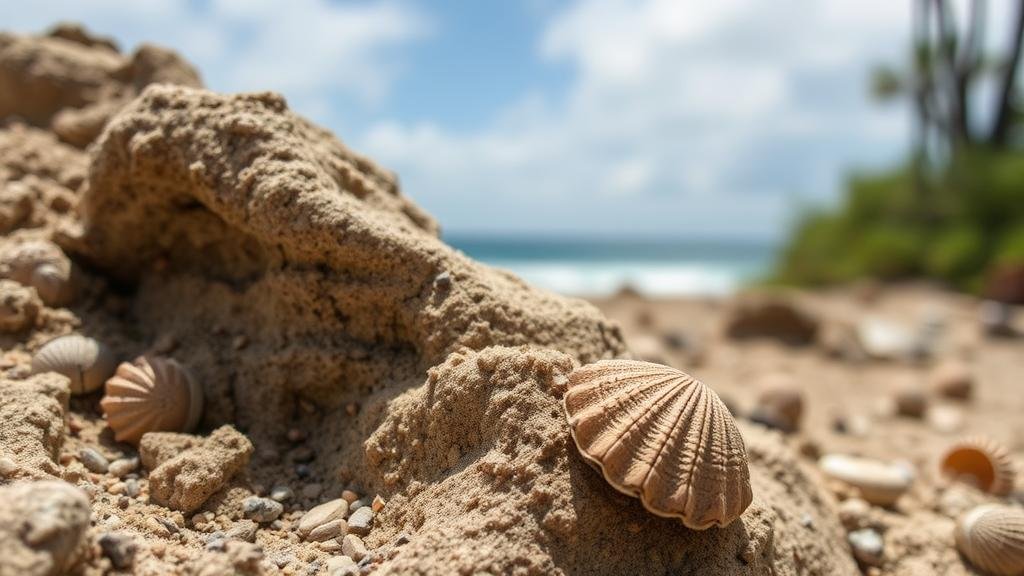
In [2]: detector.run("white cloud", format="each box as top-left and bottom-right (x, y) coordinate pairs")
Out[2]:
(362, 0), (913, 239)
(2, 0), (429, 123)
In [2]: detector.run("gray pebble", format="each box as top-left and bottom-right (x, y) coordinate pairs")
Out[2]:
(349, 499), (369, 511)
(308, 519), (347, 542)
(123, 479), (140, 498)
(302, 483), (322, 500)
(326, 556), (357, 576)
(108, 457), (139, 478)
(347, 507), (374, 536)
(79, 448), (109, 474)
(395, 532), (411, 546)
(270, 485), (294, 502)
(243, 496), (284, 523)
(295, 464), (312, 479)
(155, 516), (179, 535)
(226, 520), (258, 543)
(291, 446), (315, 463)
(99, 532), (137, 569)
(848, 528), (884, 567)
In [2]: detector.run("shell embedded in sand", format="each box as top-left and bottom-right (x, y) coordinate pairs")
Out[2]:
(954, 504), (1024, 576)
(31, 334), (117, 395)
(819, 454), (914, 506)
(101, 356), (203, 445)
(30, 263), (75, 306)
(940, 437), (1016, 496)
(562, 359), (752, 529)
(1, 240), (75, 306)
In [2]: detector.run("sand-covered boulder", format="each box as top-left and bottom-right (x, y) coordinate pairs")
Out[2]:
(0, 373), (69, 479)
(64, 84), (859, 574)
(0, 480), (91, 576)
(0, 24), (200, 146)
(75, 84), (623, 435)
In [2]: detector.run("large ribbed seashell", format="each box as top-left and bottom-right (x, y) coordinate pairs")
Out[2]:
(955, 504), (1024, 576)
(941, 437), (1016, 496)
(31, 334), (117, 395)
(819, 454), (915, 506)
(563, 359), (752, 529)
(101, 356), (203, 445)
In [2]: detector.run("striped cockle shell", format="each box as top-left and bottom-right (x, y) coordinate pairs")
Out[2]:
(941, 437), (1016, 496)
(563, 359), (752, 529)
(955, 504), (1024, 576)
(31, 334), (117, 395)
(101, 356), (203, 445)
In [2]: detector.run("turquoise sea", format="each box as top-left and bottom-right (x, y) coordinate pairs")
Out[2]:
(446, 236), (776, 297)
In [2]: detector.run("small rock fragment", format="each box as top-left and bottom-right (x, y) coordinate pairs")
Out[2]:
(848, 528), (884, 567)
(930, 360), (974, 400)
(298, 499), (348, 539)
(242, 496), (284, 523)
(302, 483), (322, 500)
(341, 534), (367, 561)
(78, 448), (109, 474)
(148, 425), (253, 513)
(837, 498), (872, 531)
(341, 490), (359, 504)
(308, 519), (347, 542)
(98, 532), (137, 569)
(0, 481), (91, 576)
(270, 485), (294, 502)
(371, 495), (385, 514)
(347, 507), (374, 536)
(107, 457), (139, 478)
(0, 280), (41, 333)
(326, 555), (358, 576)
(893, 385), (928, 419)
(226, 520), (259, 543)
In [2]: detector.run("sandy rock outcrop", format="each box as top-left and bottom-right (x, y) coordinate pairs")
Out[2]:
(67, 84), (857, 574)
(0, 480), (91, 576)
(0, 373), (69, 479)
(147, 425), (254, 513)
(0, 24), (200, 147)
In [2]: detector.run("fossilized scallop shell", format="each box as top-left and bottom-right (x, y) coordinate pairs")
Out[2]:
(31, 334), (117, 395)
(562, 359), (752, 529)
(954, 504), (1024, 576)
(941, 437), (1016, 496)
(101, 356), (203, 445)
(819, 454), (915, 506)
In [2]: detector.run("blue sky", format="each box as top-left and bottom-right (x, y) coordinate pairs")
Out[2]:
(5, 1), (965, 240)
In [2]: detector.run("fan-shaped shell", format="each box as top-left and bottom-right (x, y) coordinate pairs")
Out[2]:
(562, 359), (752, 529)
(31, 334), (117, 395)
(941, 437), (1016, 496)
(100, 356), (203, 445)
(955, 504), (1024, 576)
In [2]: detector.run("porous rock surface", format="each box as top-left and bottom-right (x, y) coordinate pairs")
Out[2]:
(147, 425), (254, 513)
(66, 83), (857, 574)
(0, 480), (91, 576)
(0, 23), (200, 147)
(0, 373), (69, 479)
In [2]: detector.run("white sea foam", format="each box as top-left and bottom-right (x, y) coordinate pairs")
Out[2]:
(484, 259), (759, 297)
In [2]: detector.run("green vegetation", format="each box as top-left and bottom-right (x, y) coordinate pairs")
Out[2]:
(773, 0), (1024, 293)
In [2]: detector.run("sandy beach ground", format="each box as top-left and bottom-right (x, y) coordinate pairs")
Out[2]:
(590, 284), (1024, 573)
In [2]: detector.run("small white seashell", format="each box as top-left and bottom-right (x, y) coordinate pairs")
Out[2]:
(819, 454), (914, 506)
(940, 437), (1016, 496)
(32, 334), (117, 395)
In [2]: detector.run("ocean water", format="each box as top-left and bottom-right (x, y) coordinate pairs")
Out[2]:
(447, 236), (776, 297)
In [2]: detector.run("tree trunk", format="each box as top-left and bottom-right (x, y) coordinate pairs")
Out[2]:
(991, 0), (1024, 146)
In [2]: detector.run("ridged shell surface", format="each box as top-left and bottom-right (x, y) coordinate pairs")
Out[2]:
(563, 359), (752, 529)
(31, 334), (117, 395)
(101, 356), (203, 445)
(955, 504), (1024, 576)
(941, 437), (1016, 496)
